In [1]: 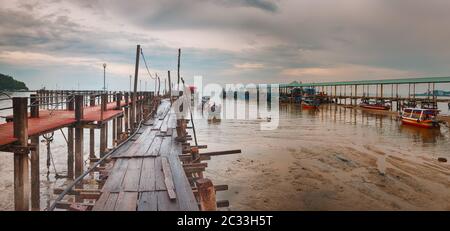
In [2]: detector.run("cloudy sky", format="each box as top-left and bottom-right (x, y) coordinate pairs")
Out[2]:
(1, 0), (450, 90)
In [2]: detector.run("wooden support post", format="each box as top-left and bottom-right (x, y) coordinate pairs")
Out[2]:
(124, 92), (129, 133)
(112, 118), (116, 146)
(408, 83), (411, 100)
(74, 95), (84, 179)
(30, 94), (40, 210)
(13, 97), (29, 211)
(131, 45), (140, 131)
(334, 85), (337, 104)
(89, 95), (95, 159)
(67, 95), (74, 179)
(195, 178), (217, 211)
(354, 85), (357, 105)
(177, 48), (181, 91)
(99, 94), (107, 157)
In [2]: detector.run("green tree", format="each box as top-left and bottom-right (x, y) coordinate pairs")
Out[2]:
(0, 73), (28, 90)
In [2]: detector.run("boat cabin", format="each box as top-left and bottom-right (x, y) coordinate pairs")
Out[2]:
(402, 108), (438, 121)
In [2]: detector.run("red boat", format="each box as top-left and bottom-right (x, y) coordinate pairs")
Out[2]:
(301, 98), (319, 109)
(359, 99), (391, 110)
(401, 108), (440, 128)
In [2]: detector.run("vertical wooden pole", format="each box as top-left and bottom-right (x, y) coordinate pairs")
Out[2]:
(74, 95), (84, 179)
(196, 178), (217, 211)
(116, 93), (122, 143)
(131, 45), (140, 131)
(334, 85), (337, 104)
(30, 94), (40, 210)
(124, 92), (129, 133)
(408, 83), (411, 100)
(67, 95), (74, 179)
(13, 97), (29, 211)
(100, 94), (107, 157)
(88, 95), (95, 159)
(177, 49), (181, 91)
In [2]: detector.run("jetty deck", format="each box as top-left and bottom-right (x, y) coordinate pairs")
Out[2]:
(93, 100), (198, 211)
(0, 101), (125, 146)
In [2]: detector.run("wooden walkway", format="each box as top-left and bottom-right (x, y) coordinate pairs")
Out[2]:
(92, 100), (199, 211)
(0, 101), (125, 146)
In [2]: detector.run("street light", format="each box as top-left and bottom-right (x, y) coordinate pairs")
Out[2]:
(103, 63), (107, 91)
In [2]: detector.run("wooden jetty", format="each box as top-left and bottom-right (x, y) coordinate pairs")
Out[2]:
(0, 89), (239, 211)
(279, 76), (450, 110)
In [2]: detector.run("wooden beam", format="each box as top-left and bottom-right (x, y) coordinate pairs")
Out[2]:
(161, 157), (177, 200)
(200, 149), (242, 156)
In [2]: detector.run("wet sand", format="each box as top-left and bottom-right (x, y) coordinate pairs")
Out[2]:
(197, 103), (450, 210)
(1, 97), (450, 210)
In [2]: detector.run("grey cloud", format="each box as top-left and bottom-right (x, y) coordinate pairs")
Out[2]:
(213, 0), (279, 12)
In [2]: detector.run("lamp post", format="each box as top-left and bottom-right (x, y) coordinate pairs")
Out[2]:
(103, 63), (107, 91)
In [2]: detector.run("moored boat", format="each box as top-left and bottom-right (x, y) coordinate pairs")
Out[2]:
(400, 108), (440, 128)
(301, 98), (320, 109)
(359, 99), (391, 110)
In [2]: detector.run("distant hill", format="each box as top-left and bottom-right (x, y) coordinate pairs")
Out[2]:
(0, 73), (28, 91)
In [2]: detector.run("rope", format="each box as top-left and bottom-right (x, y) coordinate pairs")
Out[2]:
(180, 77), (199, 146)
(0, 91), (12, 99)
(140, 49), (156, 79)
(42, 132), (62, 178)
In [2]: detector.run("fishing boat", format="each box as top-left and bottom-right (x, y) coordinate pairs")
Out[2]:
(301, 97), (320, 109)
(359, 99), (391, 110)
(400, 108), (440, 128)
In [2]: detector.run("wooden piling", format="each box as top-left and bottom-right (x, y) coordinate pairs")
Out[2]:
(30, 94), (40, 210)
(131, 45), (140, 131)
(100, 94), (108, 157)
(13, 97), (30, 211)
(195, 178), (216, 211)
(89, 95), (96, 159)
(124, 92), (129, 133)
(74, 95), (84, 178)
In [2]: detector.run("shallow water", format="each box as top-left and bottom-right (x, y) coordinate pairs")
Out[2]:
(194, 99), (450, 210)
(1, 93), (450, 210)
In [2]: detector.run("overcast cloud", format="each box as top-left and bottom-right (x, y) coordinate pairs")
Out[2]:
(1, 0), (450, 90)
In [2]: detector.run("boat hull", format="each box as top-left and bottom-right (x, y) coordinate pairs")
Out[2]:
(401, 117), (439, 128)
(302, 104), (318, 109)
(359, 104), (390, 110)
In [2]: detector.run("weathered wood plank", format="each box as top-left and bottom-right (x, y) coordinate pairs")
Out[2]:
(151, 119), (163, 130)
(122, 158), (143, 192)
(145, 136), (162, 157)
(102, 192), (119, 211)
(137, 192), (157, 211)
(161, 157), (176, 200)
(156, 191), (179, 211)
(92, 192), (109, 211)
(159, 137), (172, 157)
(168, 132), (199, 211)
(138, 157), (156, 192)
(155, 157), (166, 191)
(102, 159), (129, 193)
(114, 192), (138, 211)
